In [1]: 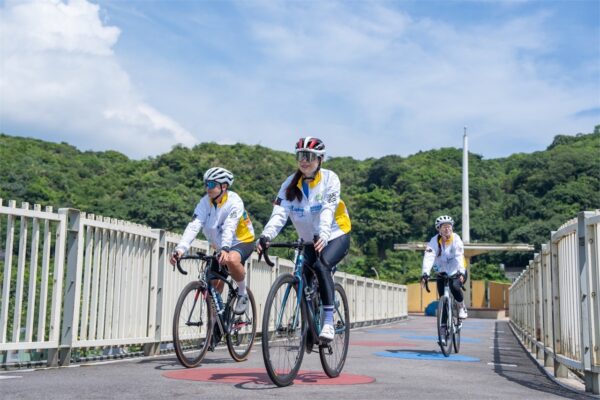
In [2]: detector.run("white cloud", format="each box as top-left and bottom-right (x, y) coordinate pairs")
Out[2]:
(1, 1), (597, 160)
(207, 2), (599, 158)
(0, 0), (196, 158)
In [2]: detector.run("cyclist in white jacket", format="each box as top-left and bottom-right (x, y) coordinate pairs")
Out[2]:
(170, 167), (255, 315)
(257, 137), (351, 341)
(421, 215), (468, 319)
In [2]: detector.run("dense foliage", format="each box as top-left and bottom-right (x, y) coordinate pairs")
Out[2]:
(1, 126), (598, 284)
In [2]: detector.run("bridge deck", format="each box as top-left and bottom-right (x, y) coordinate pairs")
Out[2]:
(2, 316), (593, 399)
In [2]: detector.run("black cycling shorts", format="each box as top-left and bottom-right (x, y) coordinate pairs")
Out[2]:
(230, 242), (255, 264)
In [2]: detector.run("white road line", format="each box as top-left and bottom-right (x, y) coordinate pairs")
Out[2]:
(487, 362), (518, 367)
(0, 375), (22, 380)
(489, 346), (514, 350)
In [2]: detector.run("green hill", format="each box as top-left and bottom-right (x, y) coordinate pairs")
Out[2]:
(1, 126), (598, 283)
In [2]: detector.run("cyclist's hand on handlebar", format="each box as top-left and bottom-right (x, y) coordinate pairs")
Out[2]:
(217, 247), (230, 264)
(256, 235), (270, 255)
(169, 249), (184, 266)
(420, 273), (429, 288)
(458, 273), (465, 284)
(314, 233), (329, 254)
(314, 236), (327, 253)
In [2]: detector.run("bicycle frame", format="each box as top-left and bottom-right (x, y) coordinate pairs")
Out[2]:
(439, 274), (454, 327)
(263, 240), (339, 348)
(177, 254), (238, 343)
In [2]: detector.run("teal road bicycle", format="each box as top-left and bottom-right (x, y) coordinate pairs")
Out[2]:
(259, 239), (350, 387)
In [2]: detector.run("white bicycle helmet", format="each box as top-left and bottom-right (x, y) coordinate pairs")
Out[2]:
(435, 215), (454, 229)
(203, 167), (234, 186)
(295, 137), (326, 158)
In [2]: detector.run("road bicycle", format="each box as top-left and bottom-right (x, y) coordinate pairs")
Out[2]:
(423, 272), (464, 357)
(172, 252), (257, 367)
(259, 239), (350, 387)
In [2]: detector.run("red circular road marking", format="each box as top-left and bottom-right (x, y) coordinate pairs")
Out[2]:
(163, 368), (375, 385)
(351, 341), (415, 347)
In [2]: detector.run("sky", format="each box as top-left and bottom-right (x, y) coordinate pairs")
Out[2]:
(0, 0), (598, 160)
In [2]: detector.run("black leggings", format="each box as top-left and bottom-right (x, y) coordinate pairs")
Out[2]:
(302, 234), (350, 306)
(437, 275), (464, 303)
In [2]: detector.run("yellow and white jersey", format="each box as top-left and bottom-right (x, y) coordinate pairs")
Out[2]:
(262, 168), (351, 243)
(176, 191), (255, 252)
(422, 233), (466, 276)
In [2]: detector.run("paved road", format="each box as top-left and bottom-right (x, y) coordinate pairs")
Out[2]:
(2, 316), (594, 399)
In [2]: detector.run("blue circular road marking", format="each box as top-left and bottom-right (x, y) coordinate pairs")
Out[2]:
(375, 351), (480, 362)
(400, 335), (481, 343)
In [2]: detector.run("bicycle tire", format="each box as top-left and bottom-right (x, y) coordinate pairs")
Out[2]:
(261, 273), (306, 387)
(173, 281), (213, 367)
(226, 288), (257, 361)
(437, 296), (453, 357)
(319, 283), (350, 377)
(452, 302), (461, 353)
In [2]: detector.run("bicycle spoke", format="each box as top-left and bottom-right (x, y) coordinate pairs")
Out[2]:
(262, 274), (305, 387)
(227, 288), (257, 361)
(319, 283), (350, 377)
(173, 282), (212, 367)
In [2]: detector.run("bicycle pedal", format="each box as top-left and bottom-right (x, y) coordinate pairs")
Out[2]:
(319, 343), (333, 354)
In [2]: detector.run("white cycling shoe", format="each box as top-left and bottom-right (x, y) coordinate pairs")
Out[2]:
(458, 305), (468, 319)
(319, 324), (335, 341)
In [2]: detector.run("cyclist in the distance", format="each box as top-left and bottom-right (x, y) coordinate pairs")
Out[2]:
(420, 215), (468, 320)
(170, 167), (255, 315)
(256, 137), (351, 341)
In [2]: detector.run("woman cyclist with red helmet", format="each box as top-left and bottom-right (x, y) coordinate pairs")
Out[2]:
(257, 137), (351, 341)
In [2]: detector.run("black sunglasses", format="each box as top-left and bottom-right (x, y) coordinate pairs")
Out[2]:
(296, 151), (318, 162)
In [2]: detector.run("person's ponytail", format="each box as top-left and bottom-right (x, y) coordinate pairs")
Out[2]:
(285, 170), (303, 202)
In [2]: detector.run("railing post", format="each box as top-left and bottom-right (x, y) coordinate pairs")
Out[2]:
(57, 209), (84, 366)
(541, 244), (553, 368)
(550, 232), (568, 378)
(145, 229), (165, 356)
(587, 214), (600, 393)
(578, 212), (599, 394)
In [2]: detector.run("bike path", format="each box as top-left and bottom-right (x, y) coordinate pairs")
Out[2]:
(2, 316), (595, 399)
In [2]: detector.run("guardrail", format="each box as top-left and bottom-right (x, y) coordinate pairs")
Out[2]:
(509, 211), (600, 394)
(0, 200), (407, 367)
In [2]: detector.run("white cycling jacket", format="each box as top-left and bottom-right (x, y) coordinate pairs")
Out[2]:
(176, 191), (254, 252)
(262, 169), (351, 243)
(422, 233), (466, 276)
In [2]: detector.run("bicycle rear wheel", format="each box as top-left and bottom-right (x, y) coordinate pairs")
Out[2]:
(227, 288), (257, 361)
(319, 283), (350, 378)
(437, 296), (453, 357)
(261, 273), (306, 387)
(173, 281), (213, 367)
(452, 302), (461, 353)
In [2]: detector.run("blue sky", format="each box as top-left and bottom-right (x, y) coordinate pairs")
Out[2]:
(0, 0), (598, 159)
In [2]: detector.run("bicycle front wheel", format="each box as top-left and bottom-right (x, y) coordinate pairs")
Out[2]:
(437, 296), (453, 357)
(173, 281), (213, 368)
(319, 283), (350, 378)
(452, 302), (461, 353)
(227, 288), (257, 361)
(261, 273), (306, 387)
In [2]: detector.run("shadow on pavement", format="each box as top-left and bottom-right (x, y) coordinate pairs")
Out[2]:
(491, 321), (595, 400)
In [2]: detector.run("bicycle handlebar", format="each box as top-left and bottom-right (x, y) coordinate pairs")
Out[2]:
(258, 238), (330, 269)
(423, 275), (431, 293)
(422, 272), (466, 293)
(175, 252), (217, 275)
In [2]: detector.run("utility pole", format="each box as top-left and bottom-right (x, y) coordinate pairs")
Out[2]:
(462, 126), (470, 243)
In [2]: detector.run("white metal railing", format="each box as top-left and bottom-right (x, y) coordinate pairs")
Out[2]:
(0, 200), (407, 366)
(509, 211), (600, 394)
